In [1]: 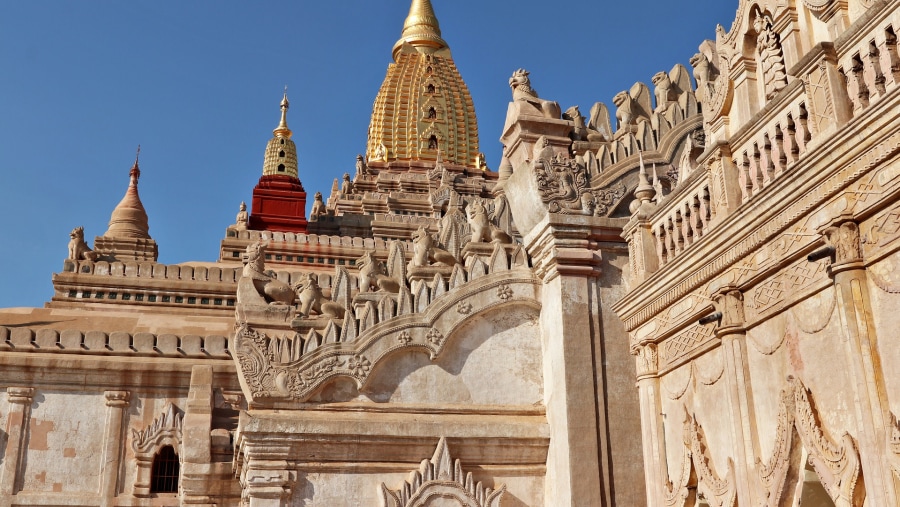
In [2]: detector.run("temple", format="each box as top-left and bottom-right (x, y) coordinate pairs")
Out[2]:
(2, 0), (900, 506)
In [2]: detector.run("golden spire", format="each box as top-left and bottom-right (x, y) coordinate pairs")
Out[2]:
(392, 0), (448, 61)
(273, 87), (292, 139)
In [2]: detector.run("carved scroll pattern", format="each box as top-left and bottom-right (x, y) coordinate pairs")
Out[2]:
(756, 389), (802, 506)
(664, 437), (696, 507)
(789, 376), (865, 506)
(685, 409), (737, 507)
(380, 438), (505, 507)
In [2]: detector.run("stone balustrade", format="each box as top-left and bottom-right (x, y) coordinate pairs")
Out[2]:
(652, 177), (714, 267)
(731, 83), (814, 204)
(837, 13), (900, 116)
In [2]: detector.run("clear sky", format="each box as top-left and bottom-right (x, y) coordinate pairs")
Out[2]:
(0, 1), (738, 309)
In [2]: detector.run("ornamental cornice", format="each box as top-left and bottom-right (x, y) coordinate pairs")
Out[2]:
(234, 269), (540, 404)
(614, 95), (900, 332)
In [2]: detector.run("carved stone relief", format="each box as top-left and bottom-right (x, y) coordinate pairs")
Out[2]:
(756, 376), (866, 507)
(379, 438), (505, 507)
(531, 136), (627, 216)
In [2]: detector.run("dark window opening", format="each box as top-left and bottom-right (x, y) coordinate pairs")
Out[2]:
(428, 135), (438, 150)
(150, 445), (180, 494)
(277, 164), (285, 172)
(427, 107), (436, 119)
(279, 150), (285, 157)
(280, 139), (285, 145)
(427, 83), (435, 94)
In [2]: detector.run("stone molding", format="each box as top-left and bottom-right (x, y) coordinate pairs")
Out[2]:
(379, 437), (505, 507)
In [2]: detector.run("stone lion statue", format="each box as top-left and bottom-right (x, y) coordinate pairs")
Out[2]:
(238, 242), (295, 306)
(409, 225), (457, 268)
(651, 71), (673, 113)
(509, 69), (561, 119)
(356, 251), (400, 293)
(293, 272), (345, 319)
(310, 191), (326, 217)
(68, 227), (98, 262)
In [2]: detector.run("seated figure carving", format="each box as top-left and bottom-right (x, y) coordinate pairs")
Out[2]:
(237, 242), (295, 306)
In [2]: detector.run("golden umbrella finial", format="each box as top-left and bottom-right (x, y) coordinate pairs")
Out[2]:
(273, 86), (292, 139)
(392, 0), (448, 61)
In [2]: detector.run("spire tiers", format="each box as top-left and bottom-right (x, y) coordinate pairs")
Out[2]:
(104, 150), (151, 240)
(94, 148), (158, 262)
(262, 93), (299, 179)
(371, 0), (480, 170)
(392, 0), (448, 61)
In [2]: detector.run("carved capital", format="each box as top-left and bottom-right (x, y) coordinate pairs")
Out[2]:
(7, 387), (34, 405)
(823, 220), (862, 266)
(104, 390), (130, 408)
(713, 289), (745, 331)
(634, 343), (659, 378)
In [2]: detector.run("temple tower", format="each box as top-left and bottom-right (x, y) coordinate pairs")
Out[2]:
(248, 92), (308, 232)
(93, 149), (158, 261)
(367, 0), (480, 171)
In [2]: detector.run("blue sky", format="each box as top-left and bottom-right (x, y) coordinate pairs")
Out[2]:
(0, 1), (738, 309)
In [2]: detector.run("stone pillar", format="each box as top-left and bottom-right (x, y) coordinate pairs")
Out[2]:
(821, 221), (897, 505)
(702, 144), (742, 223)
(526, 216), (608, 506)
(712, 288), (759, 507)
(622, 204), (659, 285)
(240, 460), (294, 507)
(182, 365), (215, 506)
(633, 344), (668, 506)
(99, 390), (129, 507)
(797, 43), (854, 140)
(0, 387), (34, 507)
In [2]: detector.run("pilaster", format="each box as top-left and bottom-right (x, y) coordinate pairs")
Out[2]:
(821, 220), (897, 505)
(525, 215), (607, 507)
(711, 288), (759, 507)
(100, 390), (129, 507)
(633, 344), (668, 507)
(182, 365), (215, 506)
(240, 459), (294, 507)
(0, 387), (34, 507)
(701, 143), (742, 224)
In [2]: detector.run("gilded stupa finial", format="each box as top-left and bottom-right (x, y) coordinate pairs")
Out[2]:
(392, 0), (448, 61)
(273, 87), (292, 139)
